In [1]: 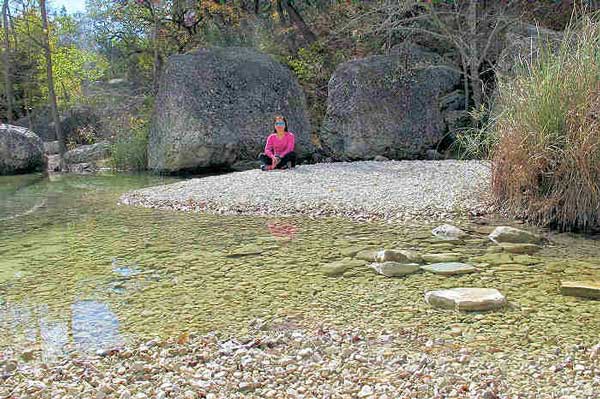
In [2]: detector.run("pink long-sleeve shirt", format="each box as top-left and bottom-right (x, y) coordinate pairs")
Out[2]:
(264, 131), (295, 159)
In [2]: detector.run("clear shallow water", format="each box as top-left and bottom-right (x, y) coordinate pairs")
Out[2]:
(1, 172), (600, 362)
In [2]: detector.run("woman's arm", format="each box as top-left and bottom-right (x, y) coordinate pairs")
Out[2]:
(264, 135), (275, 159)
(279, 133), (295, 158)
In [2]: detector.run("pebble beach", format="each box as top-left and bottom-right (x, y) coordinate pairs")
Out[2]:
(119, 160), (493, 222)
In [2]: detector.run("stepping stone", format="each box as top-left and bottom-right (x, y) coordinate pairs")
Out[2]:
(421, 253), (462, 263)
(488, 226), (541, 245)
(498, 243), (542, 255)
(425, 288), (507, 311)
(369, 262), (420, 277)
(420, 262), (477, 276)
(432, 224), (466, 240)
(375, 249), (421, 264)
(560, 281), (600, 299)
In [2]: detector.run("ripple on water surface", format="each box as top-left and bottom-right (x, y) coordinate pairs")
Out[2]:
(0, 172), (600, 359)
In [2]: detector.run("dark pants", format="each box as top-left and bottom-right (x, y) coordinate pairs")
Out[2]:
(258, 151), (297, 169)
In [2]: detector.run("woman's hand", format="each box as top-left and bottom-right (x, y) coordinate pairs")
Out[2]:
(272, 155), (281, 167)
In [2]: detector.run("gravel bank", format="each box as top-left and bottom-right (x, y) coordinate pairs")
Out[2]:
(2, 323), (598, 399)
(120, 161), (492, 222)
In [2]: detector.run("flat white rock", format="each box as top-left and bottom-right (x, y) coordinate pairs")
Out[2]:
(425, 288), (506, 311)
(420, 262), (477, 275)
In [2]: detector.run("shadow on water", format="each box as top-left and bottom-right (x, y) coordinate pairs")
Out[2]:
(0, 171), (599, 360)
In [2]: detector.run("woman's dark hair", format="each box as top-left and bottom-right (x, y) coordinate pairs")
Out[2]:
(272, 115), (288, 133)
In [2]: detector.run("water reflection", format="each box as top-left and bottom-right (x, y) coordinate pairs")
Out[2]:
(0, 299), (124, 360)
(267, 220), (298, 241)
(72, 300), (123, 353)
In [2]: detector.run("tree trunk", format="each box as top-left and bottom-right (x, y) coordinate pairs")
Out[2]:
(152, 9), (162, 94)
(282, 0), (316, 44)
(2, 0), (13, 122)
(40, 0), (65, 157)
(467, 0), (482, 113)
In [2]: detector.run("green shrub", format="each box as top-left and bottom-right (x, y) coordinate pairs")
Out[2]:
(491, 14), (600, 232)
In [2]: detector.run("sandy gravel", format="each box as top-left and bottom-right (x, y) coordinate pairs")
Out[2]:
(120, 160), (493, 222)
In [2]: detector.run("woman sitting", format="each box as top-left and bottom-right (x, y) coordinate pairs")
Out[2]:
(259, 115), (297, 171)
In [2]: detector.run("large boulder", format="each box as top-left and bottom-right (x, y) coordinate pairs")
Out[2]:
(0, 124), (44, 175)
(319, 43), (460, 160)
(148, 47), (313, 172)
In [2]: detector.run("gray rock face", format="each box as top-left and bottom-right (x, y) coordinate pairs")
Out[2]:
(425, 288), (506, 311)
(320, 43), (460, 160)
(0, 124), (44, 175)
(488, 226), (542, 244)
(63, 142), (110, 164)
(43, 141), (60, 155)
(148, 47), (313, 172)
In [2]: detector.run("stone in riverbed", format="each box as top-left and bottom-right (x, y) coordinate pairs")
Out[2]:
(368, 262), (420, 277)
(225, 244), (263, 257)
(322, 258), (366, 277)
(355, 249), (377, 262)
(421, 262), (477, 276)
(432, 224), (466, 240)
(425, 288), (507, 311)
(375, 249), (421, 264)
(560, 281), (600, 299)
(421, 252), (462, 263)
(488, 226), (542, 244)
(498, 243), (542, 255)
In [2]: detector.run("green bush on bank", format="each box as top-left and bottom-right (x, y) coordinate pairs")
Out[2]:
(491, 15), (600, 232)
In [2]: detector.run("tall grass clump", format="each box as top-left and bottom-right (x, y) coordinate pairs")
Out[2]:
(492, 15), (600, 232)
(109, 114), (149, 172)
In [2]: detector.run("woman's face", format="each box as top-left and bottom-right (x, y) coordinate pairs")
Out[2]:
(274, 118), (285, 133)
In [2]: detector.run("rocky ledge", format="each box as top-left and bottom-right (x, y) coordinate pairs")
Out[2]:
(120, 160), (492, 222)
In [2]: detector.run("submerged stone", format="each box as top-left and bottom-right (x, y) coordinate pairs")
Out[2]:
(432, 224), (466, 240)
(375, 249), (421, 264)
(425, 288), (507, 311)
(355, 250), (377, 262)
(368, 262), (420, 277)
(498, 243), (542, 255)
(420, 262), (477, 276)
(322, 258), (366, 277)
(560, 281), (600, 299)
(421, 253), (462, 263)
(226, 244), (263, 257)
(489, 226), (542, 245)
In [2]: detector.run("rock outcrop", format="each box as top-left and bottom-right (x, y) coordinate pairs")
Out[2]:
(320, 43), (460, 160)
(148, 47), (313, 172)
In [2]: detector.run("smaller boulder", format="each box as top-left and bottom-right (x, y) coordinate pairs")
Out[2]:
(488, 226), (542, 244)
(373, 155), (389, 162)
(63, 141), (110, 165)
(425, 288), (506, 311)
(368, 262), (420, 277)
(355, 250), (377, 262)
(432, 224), (466, 240)
(420, 262), (477, 276)
(0, 124), (44, 175)
(43, 141), (60, 155)
(560, 281), (600, 299)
